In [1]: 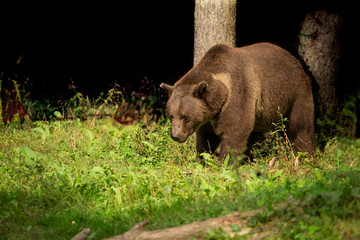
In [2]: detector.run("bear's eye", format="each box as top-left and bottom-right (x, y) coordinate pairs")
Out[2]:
(169, 115), (174, 120)
(181, 115), (190, 121)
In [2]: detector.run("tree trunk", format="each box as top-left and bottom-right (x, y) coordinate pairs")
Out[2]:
(298, 10), (342, 110)
(194, 0), (237, 66)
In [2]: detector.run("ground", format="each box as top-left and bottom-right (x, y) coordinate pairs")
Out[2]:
(0, 116), (360, 239)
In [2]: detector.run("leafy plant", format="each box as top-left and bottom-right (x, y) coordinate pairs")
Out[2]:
(270, 111), (295, 159)
(0, 80), (28, 125)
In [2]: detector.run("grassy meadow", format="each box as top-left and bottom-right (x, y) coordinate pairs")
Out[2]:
(0, 94), (360, 239)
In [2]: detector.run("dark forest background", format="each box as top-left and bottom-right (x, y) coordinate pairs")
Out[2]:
(0, 0), (358, 100)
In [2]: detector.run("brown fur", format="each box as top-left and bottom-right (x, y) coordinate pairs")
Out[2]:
(161, 43), (315, 159)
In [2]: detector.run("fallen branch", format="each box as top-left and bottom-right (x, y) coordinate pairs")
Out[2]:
(71, 228), (91, 240)
(71, 208), (272, 240)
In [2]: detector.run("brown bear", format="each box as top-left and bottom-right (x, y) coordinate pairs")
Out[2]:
(160, 42), (315, 160)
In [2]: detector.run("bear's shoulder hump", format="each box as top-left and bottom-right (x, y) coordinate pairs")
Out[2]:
(207, 44), (232, 54)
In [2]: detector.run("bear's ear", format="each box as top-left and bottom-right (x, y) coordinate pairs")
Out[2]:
(193, 81), (208, 98)
(160, 83), (174, 96)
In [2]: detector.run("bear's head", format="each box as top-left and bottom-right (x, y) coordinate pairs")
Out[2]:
(160, 81), (210, 143)
(160, 78), (228, 143)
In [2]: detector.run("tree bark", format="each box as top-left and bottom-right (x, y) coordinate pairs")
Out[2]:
(298, 10), (342, 110)
(194, 0), (237, 66)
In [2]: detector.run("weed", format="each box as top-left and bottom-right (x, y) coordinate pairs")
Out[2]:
(0, 79), (28, 125)
(270, 111), (295, 159)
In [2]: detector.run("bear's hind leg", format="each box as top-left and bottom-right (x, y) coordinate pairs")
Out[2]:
(196, 122), (221, 154)
(288, 99), (315, 155)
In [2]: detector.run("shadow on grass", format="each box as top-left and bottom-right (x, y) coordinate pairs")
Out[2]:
(1, 169), (360, 239)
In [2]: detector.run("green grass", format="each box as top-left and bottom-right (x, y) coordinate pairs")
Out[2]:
(1, 116), (360, 239)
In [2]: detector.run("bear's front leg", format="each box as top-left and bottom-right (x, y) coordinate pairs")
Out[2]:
(196, 122), (221, 154)
(219, 134), (250, 160)
(217, 115), (254, 160)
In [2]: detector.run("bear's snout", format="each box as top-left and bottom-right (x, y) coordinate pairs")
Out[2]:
(170, 129), (188, 143)
(170, 119), (189, 143)
(171, 133), (180, 142)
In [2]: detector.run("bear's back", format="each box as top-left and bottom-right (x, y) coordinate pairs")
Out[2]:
(234, 43), (311, 90)
(177, 42), (311, 99)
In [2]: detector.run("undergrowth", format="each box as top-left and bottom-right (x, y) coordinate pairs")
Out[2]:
(0, 87), (359, 239)
(0, 76), (161, 126)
